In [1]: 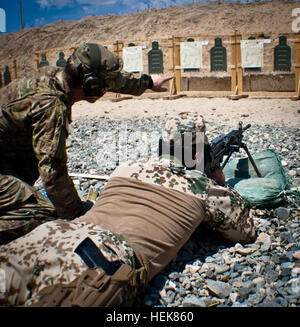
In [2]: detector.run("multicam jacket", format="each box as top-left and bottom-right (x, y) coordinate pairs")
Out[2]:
(0, 64), (151, 218)
(0, 68), (83, 218)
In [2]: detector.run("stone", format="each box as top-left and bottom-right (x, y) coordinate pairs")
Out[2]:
(238, 287), (252, 301)
(275, 207), (290, 220)
(247, 292), (265, 305)
(292, 251), (300, 261)
(205, 279), (232, 298)
(255, 301), (282, 307)
(235, 244), (258, 255)
(168, 272), (180, 280)
(205, 256), (215, 263)
(252, 277), (265, 285)
(222, 253), (233, 265)
(165, 280), (177, 291)
(229, 292), (239, 303)
(184, 264), (201, 274)
(231, 302), (248, 307)
(265, 271), (279, 283)
(214, 264), (230, 274)
(182, 295), (207, 307)
(256, 232), (272, 251)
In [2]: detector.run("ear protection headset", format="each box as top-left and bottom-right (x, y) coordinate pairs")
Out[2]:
(72, 43), (106, 97)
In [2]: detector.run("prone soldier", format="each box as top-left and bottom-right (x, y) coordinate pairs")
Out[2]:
(0, 113), (256, 307)
(0, 43), (172, 244)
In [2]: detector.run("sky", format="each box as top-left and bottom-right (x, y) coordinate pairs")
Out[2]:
(0, 0), (293, 34)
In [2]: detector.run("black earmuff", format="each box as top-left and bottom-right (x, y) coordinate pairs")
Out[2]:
(82, 73), (106, 97)
(72, 43), (106, 97)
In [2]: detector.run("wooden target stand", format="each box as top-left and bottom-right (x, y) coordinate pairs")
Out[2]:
(291, 33), (300, 101)
(29, 33), (300, 101)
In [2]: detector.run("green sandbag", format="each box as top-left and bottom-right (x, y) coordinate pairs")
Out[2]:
(223, 150), (288, 208)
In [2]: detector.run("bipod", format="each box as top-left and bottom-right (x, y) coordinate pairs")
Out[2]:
(222, 143), (262, 177)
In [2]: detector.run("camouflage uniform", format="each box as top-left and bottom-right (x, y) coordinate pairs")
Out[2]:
(0, 44), (152, 244)
(0, 219), (139, 306)
(0, 113), (256, 306)
(162, 112), (209, 145)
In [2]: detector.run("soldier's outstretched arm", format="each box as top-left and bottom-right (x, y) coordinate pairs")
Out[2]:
(150, 74), (173, 92)
(105, 71), (173, 96)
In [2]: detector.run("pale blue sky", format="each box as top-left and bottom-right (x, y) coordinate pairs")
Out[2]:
(0, 0), (292, 34)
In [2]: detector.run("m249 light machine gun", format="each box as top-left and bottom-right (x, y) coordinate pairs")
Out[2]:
(205, 121), (262, 177)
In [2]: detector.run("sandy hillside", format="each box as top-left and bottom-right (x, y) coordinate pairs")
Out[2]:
(1, 1), (300, 76)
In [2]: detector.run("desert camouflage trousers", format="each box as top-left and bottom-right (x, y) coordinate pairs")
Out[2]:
(0, 174), (57, 244)
(0, 219), (144, 307)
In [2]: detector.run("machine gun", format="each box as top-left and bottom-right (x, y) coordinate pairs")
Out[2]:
(204, 121), (261, 177)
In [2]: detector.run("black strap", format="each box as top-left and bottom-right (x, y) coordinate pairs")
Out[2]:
(75, 237), (122, 276)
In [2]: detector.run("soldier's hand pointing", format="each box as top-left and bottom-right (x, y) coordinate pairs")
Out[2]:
(150, 75), (174, 92)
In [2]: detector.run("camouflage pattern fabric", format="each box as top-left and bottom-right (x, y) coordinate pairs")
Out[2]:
(0, 174), (56, 244)
(72, 43), (151, 96)
(0, 219), (136, 306)
(0, 110), (256, 306)
(110, 156), (255, 244)
(162, 112), (209, 145)
(0, 45), (152, 241)
(0, 67), (84, 224)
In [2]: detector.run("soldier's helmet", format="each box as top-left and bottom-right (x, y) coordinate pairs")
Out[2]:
(162, 112), (208, 145)
(72, 43), (123, 77)
(71, 43), (124, 97)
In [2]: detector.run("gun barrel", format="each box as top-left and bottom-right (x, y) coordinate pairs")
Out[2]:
(243, 123), (251, 132)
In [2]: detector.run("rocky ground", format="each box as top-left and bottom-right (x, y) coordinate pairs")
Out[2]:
(61, 115), (300, 307)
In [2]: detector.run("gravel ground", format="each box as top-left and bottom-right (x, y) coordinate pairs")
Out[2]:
(62, 116), (300, 308)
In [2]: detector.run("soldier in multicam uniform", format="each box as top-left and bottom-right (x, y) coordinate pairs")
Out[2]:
(0, 113), (256, 307)
(0, 43), (172, 244)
